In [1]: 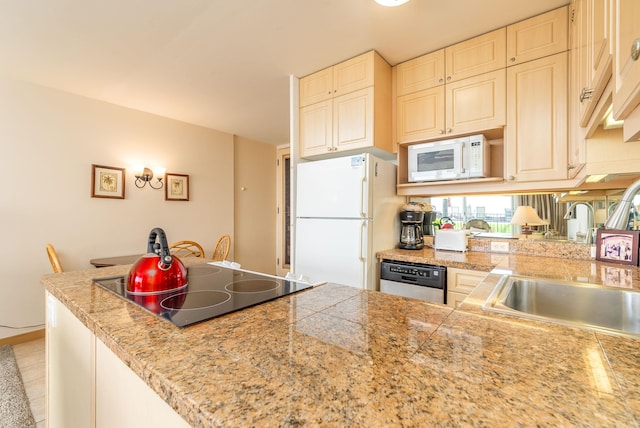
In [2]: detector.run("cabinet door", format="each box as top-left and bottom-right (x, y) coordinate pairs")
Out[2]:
(445, 28), (506, 82)
(334, 87), (374, 152)
(613, 0), (640, 119)
(300, 99), (333, 157)
(395, 49), (445, 96)
(396, 86), (445, 143)
(46, 293), (94, 428)
(506, 52), (568, 182)
(446, 69), (506, 136)
(578, 0), (613, 126)
(333, 51), (375, 97)
(507, 6), (568, 66)
(300, 67), (333, 107)
(446, 268), (486, 308)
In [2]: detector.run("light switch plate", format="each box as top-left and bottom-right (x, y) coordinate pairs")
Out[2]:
(490, 241), (509, 253)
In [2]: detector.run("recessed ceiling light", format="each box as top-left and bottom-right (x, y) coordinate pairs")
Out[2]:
(375, 0), (410, 6)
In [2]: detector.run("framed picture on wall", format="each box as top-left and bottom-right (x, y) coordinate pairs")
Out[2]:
(595, 229), (640, 266)
(91, 164), (125, 199)
(165, 173), (189, 201)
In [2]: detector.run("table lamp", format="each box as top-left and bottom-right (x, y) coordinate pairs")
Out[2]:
(511, 206), (545, 235)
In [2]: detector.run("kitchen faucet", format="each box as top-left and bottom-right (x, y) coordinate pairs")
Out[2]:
(564, 202), (595, 243)
(605, 178), (640, 230)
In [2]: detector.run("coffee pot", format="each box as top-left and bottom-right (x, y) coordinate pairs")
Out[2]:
(399, 211), (424, 250)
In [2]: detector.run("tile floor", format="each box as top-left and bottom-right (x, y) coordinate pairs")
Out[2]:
(13, 338), (45, 428)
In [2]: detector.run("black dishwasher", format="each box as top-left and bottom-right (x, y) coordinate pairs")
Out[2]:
(380, 260), (446, 304)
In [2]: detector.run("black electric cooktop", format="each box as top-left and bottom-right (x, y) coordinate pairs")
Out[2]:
(92, 263), (315, 327)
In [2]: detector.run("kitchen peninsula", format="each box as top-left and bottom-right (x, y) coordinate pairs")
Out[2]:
(42, 255), (640, 427)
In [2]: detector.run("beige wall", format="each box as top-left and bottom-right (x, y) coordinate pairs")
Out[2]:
(233, 136), (277, 274)
(0, 77), (236, 339)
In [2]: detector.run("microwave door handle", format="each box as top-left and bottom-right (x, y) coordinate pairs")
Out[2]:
(456, 141), (465, 174)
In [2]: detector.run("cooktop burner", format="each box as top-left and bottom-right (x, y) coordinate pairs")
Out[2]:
(92, 263), (315, 327)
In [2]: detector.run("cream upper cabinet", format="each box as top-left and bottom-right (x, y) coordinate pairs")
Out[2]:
(395, 70), (505, 143)
(572, 0), (613, 126)
(396, 86), (445, 143)
(446, 69), (506, 136)
(299, 51), (378, 107)
(333, 87), (376, 152)
(507, 6), (569, 66)
(333, 53), (377, 96)
(299, 67), (333, 107)
(299, 99), (333, 157)
(445, 28), (506, 83)
(612, 0), (640, 120)
(506, 52), (569, 182)
(568, 0), (587, 175)
(395, 49), (445, 96)
(395, 30), (506, 144)
(299, 51), (391, 158)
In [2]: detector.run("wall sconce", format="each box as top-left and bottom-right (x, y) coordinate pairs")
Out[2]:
(134, 166), (165, 189)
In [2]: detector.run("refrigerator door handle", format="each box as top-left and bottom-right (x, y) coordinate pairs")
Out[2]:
(360, 175), (367, 218)
(359, 220), (366, 261)
(359, 220), (367, 288)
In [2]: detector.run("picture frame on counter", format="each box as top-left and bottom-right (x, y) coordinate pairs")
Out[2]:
(91, 164), (125, 199)
(165, 173), (189, 201)
(595, 229), (640, 266)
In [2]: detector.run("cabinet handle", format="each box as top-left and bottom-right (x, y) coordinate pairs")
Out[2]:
(510, 57), (516, 63)
(507, 175), (515, 181)
(439, 78), (444, 83)
(632, 38), (640, 61)
(438, 129), (444, 134)
(446, 128), (451, 133)
(326, 147), (332, 151)
(579, 88), (594, 102)
(447, 76), (451, 81)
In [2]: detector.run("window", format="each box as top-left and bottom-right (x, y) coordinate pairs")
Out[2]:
(429, 196), (515, 233)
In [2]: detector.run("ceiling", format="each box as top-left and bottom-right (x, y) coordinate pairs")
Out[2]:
(0, 0), (568, 145)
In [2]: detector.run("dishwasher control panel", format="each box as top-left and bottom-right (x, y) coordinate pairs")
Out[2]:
(380, 260), (446, 289)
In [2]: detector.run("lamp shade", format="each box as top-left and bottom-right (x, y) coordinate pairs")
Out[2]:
(510, 206), (545, 226)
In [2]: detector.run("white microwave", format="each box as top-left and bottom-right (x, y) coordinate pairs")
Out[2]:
(407, 135), (490, 182)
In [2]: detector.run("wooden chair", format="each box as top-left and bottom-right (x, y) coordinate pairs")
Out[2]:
(46, 243), (63, 273)
(211, 235), (231, 261)
(169, 240), (205, 258)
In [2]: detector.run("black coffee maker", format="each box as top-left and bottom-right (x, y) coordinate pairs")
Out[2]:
(399, 211), (424, 250)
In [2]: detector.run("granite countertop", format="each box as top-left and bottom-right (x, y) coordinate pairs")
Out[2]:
(41, 255), (640, 427)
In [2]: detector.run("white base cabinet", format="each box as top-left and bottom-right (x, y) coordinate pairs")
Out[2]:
(446, 268), (487, 308)
(95, 339), (189, 428)
(46, 292), (94, 428)
(46, 292), (190, 428)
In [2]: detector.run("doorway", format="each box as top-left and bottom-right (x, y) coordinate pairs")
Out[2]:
(276, 147), (290, 276)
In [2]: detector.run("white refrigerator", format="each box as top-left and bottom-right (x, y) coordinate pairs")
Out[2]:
(294, 153), (403, 290)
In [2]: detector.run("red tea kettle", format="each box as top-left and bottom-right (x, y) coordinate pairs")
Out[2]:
(127, 228), (187, 294)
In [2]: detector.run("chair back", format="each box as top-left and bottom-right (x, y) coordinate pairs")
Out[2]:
(46, 244), (63, 273)
(169, 240), (205, 258)
(211, 235), (231, 261)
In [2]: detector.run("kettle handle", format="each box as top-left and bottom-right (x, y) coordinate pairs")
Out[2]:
(147, 227), (173, 267)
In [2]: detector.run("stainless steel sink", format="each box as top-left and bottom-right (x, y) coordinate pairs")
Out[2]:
(483, 275), (640, 337)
